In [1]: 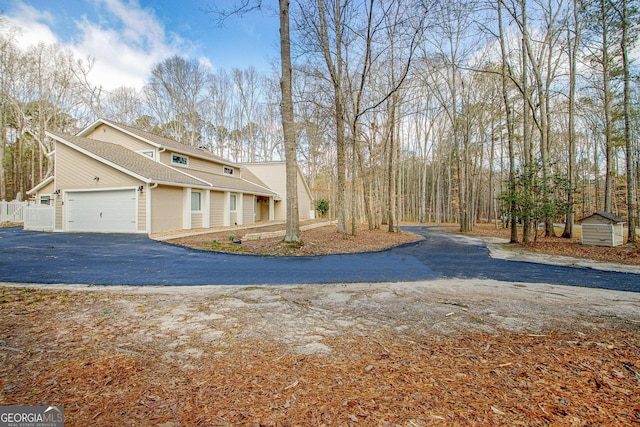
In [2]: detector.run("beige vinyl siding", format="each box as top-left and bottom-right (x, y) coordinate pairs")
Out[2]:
(56, 143), (141, 189)
(243, 194), (254, 225)
(150, 186), (184, 233)
(581, 215), (625, 247)
(582, 225), (611, 246)
(86, 124), (156, 153)
(38, 181), (55, 195)
(255, 198), (261, 221)
(242, 162), (314, 221)
(55, 197), (63, 230)
(137, 193), (146, 232)
(230, 211), (237, 225)
(210, 191), (225, 226)
(191, 213), (203, 229)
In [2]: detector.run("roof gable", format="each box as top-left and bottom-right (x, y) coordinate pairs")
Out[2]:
(48, 131), (210, 187)
(27, 176), (54, 195)
(79, 119), (237, 168)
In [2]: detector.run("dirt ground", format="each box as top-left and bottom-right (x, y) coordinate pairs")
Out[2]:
(1, 222), (639, 426)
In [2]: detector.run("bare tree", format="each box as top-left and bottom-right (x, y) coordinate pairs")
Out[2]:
(102, 86), (144, 125)
(145, 55), (209, 146)
(562, 0), (582, 239)
(208, 1), (301, 243)
(582, 0), (619, 214)
(610, 0), (638, 242)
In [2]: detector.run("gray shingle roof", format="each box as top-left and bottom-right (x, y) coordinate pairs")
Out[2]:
(49, 131), (209, 187)
(98, 119), (236, 167)
(583, 211), (626, 223)
(49, 131), (280, 198)
(186, 169), (279, 197)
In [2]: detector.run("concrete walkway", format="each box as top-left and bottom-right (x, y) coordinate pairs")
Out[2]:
(481, 236), (640, 275)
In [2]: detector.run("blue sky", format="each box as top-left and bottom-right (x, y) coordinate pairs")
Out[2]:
(0, 0), (280, 90)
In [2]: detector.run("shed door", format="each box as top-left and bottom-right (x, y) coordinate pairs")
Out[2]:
(66, 190), (137, 233)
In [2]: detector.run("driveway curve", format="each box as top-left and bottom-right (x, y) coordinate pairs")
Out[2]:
(0, 226), (638, 292)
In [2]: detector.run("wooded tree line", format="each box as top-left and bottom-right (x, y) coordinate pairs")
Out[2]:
(1, 0), (639, 243)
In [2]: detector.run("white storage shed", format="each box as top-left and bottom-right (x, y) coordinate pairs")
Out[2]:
(580, 211), (625, 247)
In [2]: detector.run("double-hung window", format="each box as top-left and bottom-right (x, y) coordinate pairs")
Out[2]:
(191, 191), (201, 212)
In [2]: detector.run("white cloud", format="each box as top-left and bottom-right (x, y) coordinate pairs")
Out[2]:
(7, 3), (59, 47)
(4, 0), (190, 91)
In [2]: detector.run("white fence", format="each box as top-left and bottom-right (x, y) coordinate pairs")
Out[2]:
(23, 204), (55, 231)
(0, 200), (24, 223)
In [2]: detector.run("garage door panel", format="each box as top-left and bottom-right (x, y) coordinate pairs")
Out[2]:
(66, 190), (137, 233)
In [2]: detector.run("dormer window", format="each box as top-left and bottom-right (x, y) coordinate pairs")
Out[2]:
(171, 153), (188, 166)
(223, 166), (234, 176)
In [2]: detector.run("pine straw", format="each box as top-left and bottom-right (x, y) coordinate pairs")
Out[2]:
(168, 223), (422, 256)
(2, 332), (639, 426)
(1, 288), (638, 426)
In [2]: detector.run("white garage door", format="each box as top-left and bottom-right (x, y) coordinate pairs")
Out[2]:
(66, 189), (137, 233)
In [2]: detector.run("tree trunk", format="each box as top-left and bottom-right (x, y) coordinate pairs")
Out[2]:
(280, 0), (301, 244)
(498, 0), (518, 243)
(600, 0), (614, 213)
(317, 0), (347, 236)
(387, 99), (397, 233)
(620, 0), (637, 243)
(521, 0), (532, 243)
(563, 0), (580, 239)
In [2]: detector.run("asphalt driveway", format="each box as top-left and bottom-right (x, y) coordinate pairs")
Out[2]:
(0, 226), (638, 292)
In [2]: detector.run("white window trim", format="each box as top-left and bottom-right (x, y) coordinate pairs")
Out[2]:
(39, 194), (52, 205)
(171, 152), (189, 167)
(223, 166), (234, 175)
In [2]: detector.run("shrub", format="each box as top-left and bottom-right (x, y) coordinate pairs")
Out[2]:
(315, 198), (330, 217)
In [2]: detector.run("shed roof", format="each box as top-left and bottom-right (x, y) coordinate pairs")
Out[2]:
(581, 211), (626, 224)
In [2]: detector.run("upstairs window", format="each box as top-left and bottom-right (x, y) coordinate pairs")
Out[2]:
(172, 153), (188, 166)
(223, 166), (234, 176)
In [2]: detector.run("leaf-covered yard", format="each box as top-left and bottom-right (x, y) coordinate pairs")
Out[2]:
(1, 281), (638, 426)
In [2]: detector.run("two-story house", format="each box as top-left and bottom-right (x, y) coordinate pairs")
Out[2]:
(27, 119), (314, 234)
